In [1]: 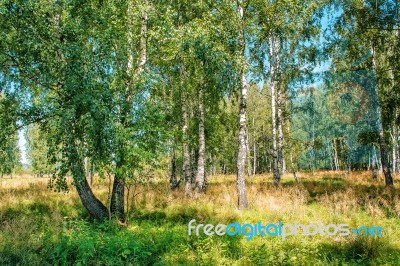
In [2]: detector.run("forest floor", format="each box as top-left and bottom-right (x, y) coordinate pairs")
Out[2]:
(0, 171), (399, 265)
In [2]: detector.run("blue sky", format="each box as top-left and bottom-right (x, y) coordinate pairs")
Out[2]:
(18, 128), (28, 165)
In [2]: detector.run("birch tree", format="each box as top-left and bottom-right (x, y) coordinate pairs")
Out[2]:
(236, 0), (249, 208)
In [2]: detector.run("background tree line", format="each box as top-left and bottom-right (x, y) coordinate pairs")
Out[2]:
(0, 0), (399, 220)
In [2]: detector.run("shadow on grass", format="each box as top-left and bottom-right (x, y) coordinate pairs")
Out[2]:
(245, 236), (400, 266)
(129, 204), (238, 226)
(318, 237), (400, 265)
(1, 215), (244, 266)
(0, 202), (52, 227)
(282, 178), (399, 201)
(1, 197), (399, 265)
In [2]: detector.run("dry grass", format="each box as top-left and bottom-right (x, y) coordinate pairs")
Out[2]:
(1, 171), (399, 222)
(0, 171), (399, 265)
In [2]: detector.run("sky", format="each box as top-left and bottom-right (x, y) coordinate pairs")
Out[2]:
(18, 128), (28, 166)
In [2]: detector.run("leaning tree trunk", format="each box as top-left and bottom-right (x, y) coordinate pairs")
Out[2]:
(236, 0), (248, 209)
(52, 10), (108, 221)
(371, 44), (393, 187)
(71, 144), (109, 220)
(89, 160), (94, 187)
(75, 175), (109, 221)
(194, 83), (206, 193)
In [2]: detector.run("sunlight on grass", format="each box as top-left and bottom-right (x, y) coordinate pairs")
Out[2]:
(0, 172), (399, 265)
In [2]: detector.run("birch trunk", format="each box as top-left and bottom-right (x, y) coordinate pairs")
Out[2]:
(246, 133), (252, 176)
(329, 142), (334, 171)
(332, 139), (339, 171)
(394, 148), (396, 174)
(253, 141), (257, 176)
(371, 44), (393, 187)
(368, 151), (371, 171)
(397, 128), (400, 174)
(195, 83), (206, 192)
(286, 122), (297, 181)
(170, 144), (178, 189)
(236, 0), (248, 209)
(392, 126), (397, 174)
(252, 117), (257, 175)
(89, 160), (94, 187)
(290, 153), (298, 183)
(54, 11), (108, 220)
(372, 146), (378, 180)
(190, 147), (196, 184)
(269, 36), (280, 186)
(111, 1), (148, 222)
(277, 82), (285, 175)
(182, 86), (191, 195)
(72, 142), (108, 220)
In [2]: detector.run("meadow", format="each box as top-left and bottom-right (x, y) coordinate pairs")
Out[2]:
(0, 172), (399, 265)
(0, 172), (400, 265)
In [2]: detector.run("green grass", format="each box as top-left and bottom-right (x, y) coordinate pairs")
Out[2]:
(0, 172), (399, 265)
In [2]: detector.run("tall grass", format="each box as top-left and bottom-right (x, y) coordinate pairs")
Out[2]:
(0, 172), (399, 265)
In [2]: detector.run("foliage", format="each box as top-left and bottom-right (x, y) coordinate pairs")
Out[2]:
(25, 123), (53, 177)
(0, 94), (20, 176)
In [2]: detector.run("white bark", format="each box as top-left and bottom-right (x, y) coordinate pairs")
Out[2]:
(253, 140), (257, 175)
(393, 143), (396, 174)
(126, 0), (147, 101)
(182, 89), (191, 195)
(269, 35), (280, 186)
(277, 82), (285, 175)
(236, 0), (248, 209)
(371, 44), (393, 186)
(246, 133), (252, 176)
(195, 83), (206, 192)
